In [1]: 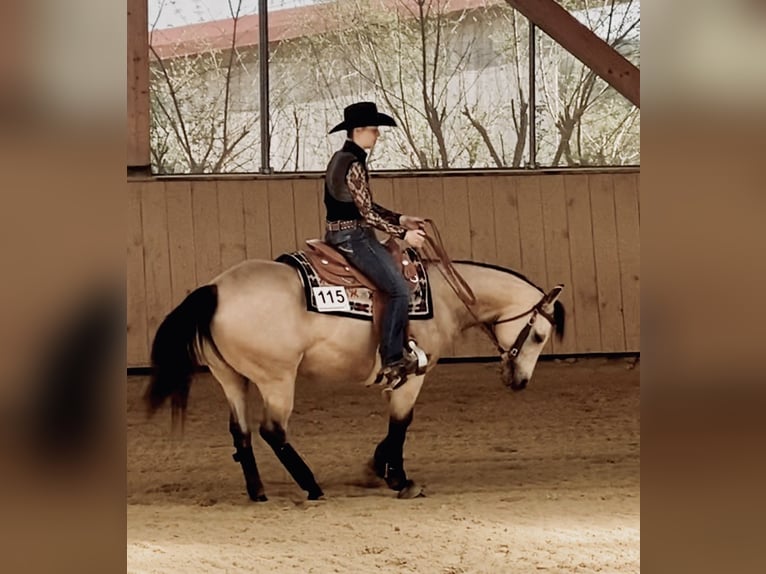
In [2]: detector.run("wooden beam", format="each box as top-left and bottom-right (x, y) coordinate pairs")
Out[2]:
(506, 0), (639, 108)
(127, 0), (151, 168)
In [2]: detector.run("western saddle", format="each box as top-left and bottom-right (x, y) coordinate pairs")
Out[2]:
(302, 238), (419, 334)
(302, 238), (428, 387)
(303, 238), (419, 291)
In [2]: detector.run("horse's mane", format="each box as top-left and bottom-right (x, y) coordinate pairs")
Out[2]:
(451, 260), (566, 339)
(452, 260), (544, 293)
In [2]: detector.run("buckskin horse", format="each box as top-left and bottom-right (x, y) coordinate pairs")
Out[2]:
(144, 224), (565, 501)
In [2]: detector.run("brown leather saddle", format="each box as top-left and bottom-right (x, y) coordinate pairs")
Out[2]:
(302, 238), (420, 332)
(304, 238), (419, 290)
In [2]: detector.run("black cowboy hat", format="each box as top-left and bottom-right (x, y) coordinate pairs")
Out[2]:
(328, 101), (397, 134)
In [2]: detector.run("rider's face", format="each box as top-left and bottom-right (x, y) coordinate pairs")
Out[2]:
(354, 126), (380, 150)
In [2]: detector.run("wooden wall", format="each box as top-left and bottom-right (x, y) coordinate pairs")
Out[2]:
(127, 171), (640, 367)
(127, 0), (150, 167)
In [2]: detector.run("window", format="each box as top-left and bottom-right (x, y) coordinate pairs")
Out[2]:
(147, 0), (640, 173)
(148, 0), (262, 173)
(535, 1), (640, 166)
(269, 1), (530, 171)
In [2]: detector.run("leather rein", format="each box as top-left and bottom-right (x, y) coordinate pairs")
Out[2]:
(419, 219), (555, 358)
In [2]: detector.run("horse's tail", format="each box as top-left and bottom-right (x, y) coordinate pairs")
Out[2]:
(144, 284), (218, 423)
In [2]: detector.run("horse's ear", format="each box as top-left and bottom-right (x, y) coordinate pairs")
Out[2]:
(545, 284), (564, 305)
(545, 285), (566, 340)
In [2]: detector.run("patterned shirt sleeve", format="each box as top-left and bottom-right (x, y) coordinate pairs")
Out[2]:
(371, 202), (402, 226)
(346, 162), (407, 239)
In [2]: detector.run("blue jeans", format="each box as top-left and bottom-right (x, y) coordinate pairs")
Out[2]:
(325, 228), (410, 366)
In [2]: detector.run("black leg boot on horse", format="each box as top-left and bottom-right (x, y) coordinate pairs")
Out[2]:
(370, 410), (424, 499)
(229, 416), (267, 502)
(260, 422), (324, 501)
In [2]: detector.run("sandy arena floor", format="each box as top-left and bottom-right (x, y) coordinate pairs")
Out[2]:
(128, 358), (639, 573)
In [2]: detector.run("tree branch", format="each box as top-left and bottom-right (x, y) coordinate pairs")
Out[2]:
(221, 1), (243, 160)
(462, 105), (503, 167)
(149, 45), (194, 164)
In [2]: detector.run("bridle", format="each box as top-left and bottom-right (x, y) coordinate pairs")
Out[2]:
(419, 219), (557, 363)
(488, 296), (557, 359)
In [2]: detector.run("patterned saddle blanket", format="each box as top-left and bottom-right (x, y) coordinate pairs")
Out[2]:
(276, 239), (433, 322)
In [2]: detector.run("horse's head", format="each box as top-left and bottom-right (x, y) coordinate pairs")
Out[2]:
(495, 285), (565, 391)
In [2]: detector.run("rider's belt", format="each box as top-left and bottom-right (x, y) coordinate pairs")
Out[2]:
(326, 219), (369, 232)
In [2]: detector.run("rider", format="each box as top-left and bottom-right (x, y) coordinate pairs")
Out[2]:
(324, 102), (427, 388)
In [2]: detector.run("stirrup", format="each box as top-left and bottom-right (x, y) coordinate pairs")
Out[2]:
(406, 339), (428, 375)
(373, 363), (411, 391)
(373, 345), (424, 391)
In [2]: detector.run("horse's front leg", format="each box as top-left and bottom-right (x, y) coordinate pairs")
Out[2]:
(372, 374), (426, 499)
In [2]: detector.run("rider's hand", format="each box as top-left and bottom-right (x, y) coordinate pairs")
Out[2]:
(404, 229), (426, 249)
(400, 215), (426, 230)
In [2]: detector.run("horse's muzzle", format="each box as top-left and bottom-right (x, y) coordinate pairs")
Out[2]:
(501, 357), (527, 391)
(510, 378), (528, 392)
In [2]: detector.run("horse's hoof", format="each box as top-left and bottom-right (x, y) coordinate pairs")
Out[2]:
(396, 480), (425, 499)
(307, 491), (325, 501)
(249, 492), (268, 502)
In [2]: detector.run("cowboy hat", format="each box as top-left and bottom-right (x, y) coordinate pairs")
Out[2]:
(328, 101), (397, 134)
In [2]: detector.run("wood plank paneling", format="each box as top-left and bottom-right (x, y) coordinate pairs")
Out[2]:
(292, 179), (321, 246)
(316, 178), (327, 237)
(127, 185), (148, 366)
(268, 180), (297, 258)
(218, 182), (247, 271)
(165, 181), (197, 305)
(127, 0), (150, 167)
(516, 177), (548, 289)
(467, 176), (497, 263)
(442, 177), (472, 260)
(126, 172), (639, 366)
(418, 176), (446, 256)
(541, 175), (577, 354)
(565, 175), (602, 353)
(244, 181), (272, 261)
(372, 177), (395, 211)
(442, 177), (495, 357)
(441, 177), (473, 356)
(141, 184), (172, 355)
(614, 173), (640, 351)
(491, 176), (522, 270)
(392, 177), (420, 220)
(191, 181), (222, 284)
(416, 177), (452, 354)
(589, 174), (626, 352)
(417, 178), (445, 241)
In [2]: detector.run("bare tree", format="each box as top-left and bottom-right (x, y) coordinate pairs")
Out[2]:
(148, 1), (259, 173)
(536, 0), (640, 166)
(461, 5), (530, 167)
(278, 0), (523, 170)
(147, 0), (639, 172)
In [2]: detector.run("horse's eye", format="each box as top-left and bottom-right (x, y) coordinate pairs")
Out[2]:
(533, 332), (545, 344)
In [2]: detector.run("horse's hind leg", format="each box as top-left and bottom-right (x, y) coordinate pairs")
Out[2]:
(207, 358), (267, 502)
(255, 378), (324, 501)
(372, 374), (426, 498)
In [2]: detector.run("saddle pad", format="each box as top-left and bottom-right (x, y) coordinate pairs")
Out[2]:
(276, 248), (433, 321)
